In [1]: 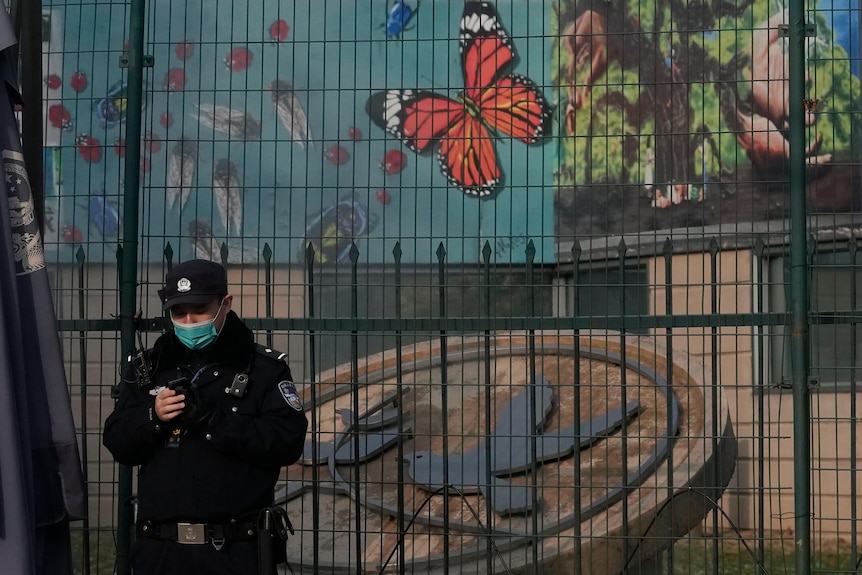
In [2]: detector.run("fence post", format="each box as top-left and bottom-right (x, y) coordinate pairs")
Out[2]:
(116, 0), (147, 573)
(393, 242), (406, 575)
(349, 242), (362, 575)
(787, 0), (812, 571)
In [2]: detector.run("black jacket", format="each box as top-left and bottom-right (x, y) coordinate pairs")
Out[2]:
(103, 312), (308, 523)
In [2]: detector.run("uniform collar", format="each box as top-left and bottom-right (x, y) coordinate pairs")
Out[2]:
(153, 311), (254, 372)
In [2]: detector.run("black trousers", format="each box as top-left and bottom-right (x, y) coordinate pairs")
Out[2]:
(131, 537), (260, 575)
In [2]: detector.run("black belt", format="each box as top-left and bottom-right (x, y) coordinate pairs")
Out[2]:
(137, 520), (258, 546)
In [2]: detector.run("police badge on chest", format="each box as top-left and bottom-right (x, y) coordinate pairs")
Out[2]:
(166, 427), (185, 448)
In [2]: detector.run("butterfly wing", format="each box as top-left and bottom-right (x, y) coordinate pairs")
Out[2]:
(365, 2), (548, 198)
(366, 90), (465, 153)
(438, 114), (500, 197)
(452, 2), (550, 192)
(459, 3), (551, 142)
(477, 73), (552, 143)
(459, 1), (514, 98)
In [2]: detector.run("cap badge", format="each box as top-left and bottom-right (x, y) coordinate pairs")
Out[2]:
(177, 278), (192, 292)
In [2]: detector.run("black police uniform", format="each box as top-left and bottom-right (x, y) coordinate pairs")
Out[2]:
(103, 311), (308, 575)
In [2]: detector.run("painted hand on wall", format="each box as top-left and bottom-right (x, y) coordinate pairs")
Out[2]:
(735, 108), (831, 167)
(749, 9), (815, 131)
(562, 10), (614, 135)
(738, 9), (830, 168)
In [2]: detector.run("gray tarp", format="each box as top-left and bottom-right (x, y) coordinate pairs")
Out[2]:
(0, 7), (87, 574)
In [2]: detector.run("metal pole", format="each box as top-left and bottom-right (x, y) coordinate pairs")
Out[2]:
(115, 0), (147, 573)
(786, 0), (811, 572)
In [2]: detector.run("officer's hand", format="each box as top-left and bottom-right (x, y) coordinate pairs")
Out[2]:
(155, 389), (185, 422)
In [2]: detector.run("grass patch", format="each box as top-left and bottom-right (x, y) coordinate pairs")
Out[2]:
(670, 537), (856, 575)
(68, 528), (859, 574)
(70, 528), (118, 575)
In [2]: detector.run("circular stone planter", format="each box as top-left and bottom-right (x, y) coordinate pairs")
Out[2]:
(278, 331), (737, 574)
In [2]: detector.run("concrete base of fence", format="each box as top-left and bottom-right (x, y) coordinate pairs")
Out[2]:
(279, 331), (737, 575)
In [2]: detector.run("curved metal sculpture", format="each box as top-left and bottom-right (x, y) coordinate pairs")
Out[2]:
(277, 332), (737, 574)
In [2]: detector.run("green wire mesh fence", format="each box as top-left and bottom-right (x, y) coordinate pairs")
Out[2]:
(32, 0), (862, 573)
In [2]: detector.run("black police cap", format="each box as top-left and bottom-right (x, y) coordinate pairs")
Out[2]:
(161, 259), (228, 310)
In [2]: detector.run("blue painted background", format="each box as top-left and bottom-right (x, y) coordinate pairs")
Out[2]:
(44, 0), (557, 265)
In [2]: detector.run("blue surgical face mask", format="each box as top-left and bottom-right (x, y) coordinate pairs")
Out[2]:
(171, 300), (225, 350)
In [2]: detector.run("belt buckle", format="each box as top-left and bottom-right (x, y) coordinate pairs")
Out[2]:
(176, 522), (206, 544)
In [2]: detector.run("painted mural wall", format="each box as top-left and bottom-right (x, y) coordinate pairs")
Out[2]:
(552, 0), (861, 237)
(40, 0), (860, 265)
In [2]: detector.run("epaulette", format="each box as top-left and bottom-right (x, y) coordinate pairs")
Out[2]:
(255, 343), (289, 364)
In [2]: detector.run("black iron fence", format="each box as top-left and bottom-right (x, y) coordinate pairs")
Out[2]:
(54, 233), (862, 574)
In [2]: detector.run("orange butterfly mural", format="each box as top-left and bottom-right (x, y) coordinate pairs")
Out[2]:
(365, 1), (552, 197)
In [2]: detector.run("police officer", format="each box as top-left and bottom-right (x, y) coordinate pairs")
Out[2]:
(103, 259), (308, 575)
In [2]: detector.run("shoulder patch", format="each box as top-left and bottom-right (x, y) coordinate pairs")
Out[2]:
(278, 380), (303, 411)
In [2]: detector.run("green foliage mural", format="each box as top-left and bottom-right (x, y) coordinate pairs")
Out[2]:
(551, 0), (861, 238)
